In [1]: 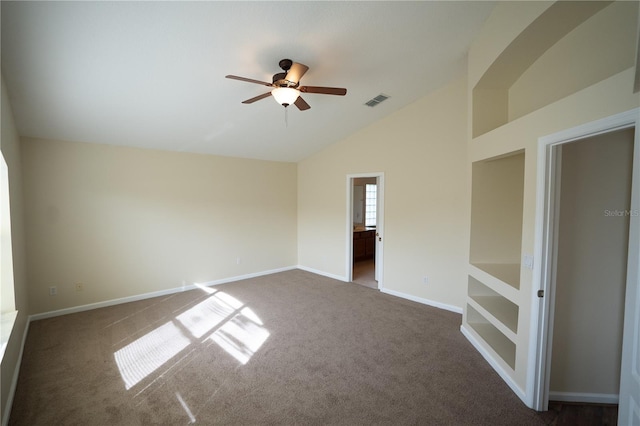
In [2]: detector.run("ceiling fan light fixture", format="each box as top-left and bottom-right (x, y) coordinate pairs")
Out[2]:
(271, 87), (300, 107)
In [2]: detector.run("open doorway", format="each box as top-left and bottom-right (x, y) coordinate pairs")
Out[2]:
(347, 173), (384, 290)
(549, 128), (632, 406)
(532, 109), (640, 426)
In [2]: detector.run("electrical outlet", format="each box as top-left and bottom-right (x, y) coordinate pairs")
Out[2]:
(75, 283), (84, 292)
(423, 276), (429, 285)
(49, 286), (57, 296)
(236, 257), (241, 265)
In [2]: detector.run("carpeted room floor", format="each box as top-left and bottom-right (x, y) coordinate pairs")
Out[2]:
(9, 269), (589, 425)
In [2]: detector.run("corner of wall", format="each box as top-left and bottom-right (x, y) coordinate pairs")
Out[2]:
(1, 73), (31, 426)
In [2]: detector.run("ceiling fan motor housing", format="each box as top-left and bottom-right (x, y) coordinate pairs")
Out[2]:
(272, 72), (298, 88)
(273, 59), (299, 87)
(272, 72), (286, 84)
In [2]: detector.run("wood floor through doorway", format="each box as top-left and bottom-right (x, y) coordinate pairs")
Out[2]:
(352, 259), (377, 289)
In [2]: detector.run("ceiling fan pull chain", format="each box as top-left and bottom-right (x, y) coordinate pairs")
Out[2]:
(285, 106), (288, 127)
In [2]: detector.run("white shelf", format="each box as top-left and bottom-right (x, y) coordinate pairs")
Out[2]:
(467, 298), (517, 342)
(468, 275), (519, 335)
(470, 296), (518, 336)
(471, 262), (520, 290)
(468, 264), (519, 303)
(467, 304), (516, 369)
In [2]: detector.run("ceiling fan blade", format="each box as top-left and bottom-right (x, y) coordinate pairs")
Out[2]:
(285, 62), (309, 85)
(294, 96), (311, 111)
(226, 75), (273, 87)
(242, 92), (272, 104)
(300, 86), (347, 96)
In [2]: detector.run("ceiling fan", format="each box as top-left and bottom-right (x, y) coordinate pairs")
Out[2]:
(225, 59), (347, 110)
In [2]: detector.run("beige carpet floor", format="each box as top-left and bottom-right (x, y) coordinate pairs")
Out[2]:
(10, 269), (562, 425)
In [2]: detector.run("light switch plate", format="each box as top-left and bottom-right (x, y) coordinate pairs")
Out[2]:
(523, 254), (534, 270)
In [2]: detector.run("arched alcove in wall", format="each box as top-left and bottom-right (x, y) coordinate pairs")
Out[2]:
(472, 1), (638, 138)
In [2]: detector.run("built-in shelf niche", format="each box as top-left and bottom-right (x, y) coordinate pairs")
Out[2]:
(467, 304), (516, 369)
(469, 151), (525, 289)
(468, 276), (518, 335)
(472, 1), (623, 138)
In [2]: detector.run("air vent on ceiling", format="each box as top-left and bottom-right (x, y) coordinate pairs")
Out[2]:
(365, 94), (390, 107)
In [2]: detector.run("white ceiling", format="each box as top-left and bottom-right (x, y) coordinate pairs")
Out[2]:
(1, 1), (495, 162)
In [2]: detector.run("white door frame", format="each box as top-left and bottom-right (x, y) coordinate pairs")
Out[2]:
(346, 172), (384, 289)
(529, 108), (640, 417)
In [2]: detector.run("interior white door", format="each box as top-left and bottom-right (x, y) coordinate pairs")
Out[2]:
(533, 109), (640, 417)
(374, 175), (383, 285)
(618, 128), (640, 426)
(374, 178), (382, 287)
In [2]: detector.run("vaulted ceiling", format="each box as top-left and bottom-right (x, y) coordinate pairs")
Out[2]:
(1, 1), (495, 162)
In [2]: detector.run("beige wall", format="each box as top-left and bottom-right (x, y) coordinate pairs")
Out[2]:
(467, 0), (640, 397)
(551, 128), (633, 396)
(298, 77), (470, 309)
(22, 139), (297, 314)
(1, 76), (29, 423)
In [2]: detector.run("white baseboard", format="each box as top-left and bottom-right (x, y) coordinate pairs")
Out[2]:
(2, 317), (30, 426)
(296, 265), (348, 282)
(30, 266), (297, 321)
(295, 268), (463, 315)
(194, 266), (297, 287)
(380, 288), (463, 314)
(460, 324), (527, 404)
(549, 391), (619, 405)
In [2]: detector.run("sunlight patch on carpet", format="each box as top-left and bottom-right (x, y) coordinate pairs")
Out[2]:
(193, 283), (217, 294)
(114, 322), (191, 390)
(210, 309), (270, 365)
(114, 290), (269, 390)
(176, 293), (235, 339)
(176, 392), (196, 424)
